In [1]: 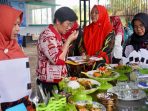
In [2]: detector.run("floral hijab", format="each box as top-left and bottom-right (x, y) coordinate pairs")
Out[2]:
(0, 5), (25, 60)
(83, 5), (113, 56)
(110, 16), (124, 40)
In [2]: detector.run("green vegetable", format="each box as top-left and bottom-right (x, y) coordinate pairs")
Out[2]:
(114, 65), (132, 73)
(65, 103), (77, 111)
(139, 68), (148, 74)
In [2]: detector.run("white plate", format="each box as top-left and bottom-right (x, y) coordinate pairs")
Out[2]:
(86, 70), (120, 81)
(75, 101), (106, 111)
(107, 86), (146, 101)
(77, 78), (101, 94)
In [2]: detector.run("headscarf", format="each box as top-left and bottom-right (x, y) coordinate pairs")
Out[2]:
(110, 16), (124, 41)
(130, 13), (148, 51)
(0, 5), (25, 60)
(83, 5), (113, 56)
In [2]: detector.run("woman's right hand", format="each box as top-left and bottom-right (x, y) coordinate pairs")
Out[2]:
(67, 30), (79, 43)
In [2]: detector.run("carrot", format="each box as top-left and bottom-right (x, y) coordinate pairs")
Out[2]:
(93, 72), (102, 77)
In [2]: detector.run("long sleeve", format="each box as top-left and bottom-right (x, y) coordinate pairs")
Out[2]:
(39, 31), (65, 65)
(95, 31), (115, 56)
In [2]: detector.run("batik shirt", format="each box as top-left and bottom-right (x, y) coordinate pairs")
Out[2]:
(36, 24), (67, 83)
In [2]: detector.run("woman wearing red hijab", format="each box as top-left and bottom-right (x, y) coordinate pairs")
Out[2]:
(0, 5), (35, 111)
(80, 5), (115, 69)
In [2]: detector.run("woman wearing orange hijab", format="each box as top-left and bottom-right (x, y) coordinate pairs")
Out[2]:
(0, 5), (35, 111)
(80, 5), (115, 69)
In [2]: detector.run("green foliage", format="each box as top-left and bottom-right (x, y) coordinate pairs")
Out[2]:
(107, 0), (147, 16)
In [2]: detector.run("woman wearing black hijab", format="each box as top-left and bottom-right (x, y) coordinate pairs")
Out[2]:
(128, 13), (148, 50)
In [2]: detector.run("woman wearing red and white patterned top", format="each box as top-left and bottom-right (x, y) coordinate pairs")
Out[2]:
(36, 7), (78, 95)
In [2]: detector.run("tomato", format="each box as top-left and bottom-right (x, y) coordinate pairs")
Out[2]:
(70, 77), (77, 80)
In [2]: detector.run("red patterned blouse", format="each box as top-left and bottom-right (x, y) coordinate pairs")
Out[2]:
(36, 24), (67, 83)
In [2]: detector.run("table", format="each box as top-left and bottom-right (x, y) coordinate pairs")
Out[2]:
(117, 98), (148, 111)
(89, 89), (148, 111)
(66, 60), (86, 77)
(66, 56), (103, 77)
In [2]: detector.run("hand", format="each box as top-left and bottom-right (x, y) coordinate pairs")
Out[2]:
(87, 59), (95, 65)
(67, 30), (79, 43)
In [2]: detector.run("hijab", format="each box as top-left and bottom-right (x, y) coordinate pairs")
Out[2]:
(110, 16), (124, 41)
(83, 5), (113, 56)
(0, 5), (25, 60)
(130, 13), (148, 51)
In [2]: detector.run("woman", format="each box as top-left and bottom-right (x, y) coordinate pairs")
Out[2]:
(80, 5), (115, 69)
(123, 21), (133, 49)
(36, 7), (78, 95)
(110, 16), (124, 64)
(122, 13), (148, 67)
(124, 13), (148, 57)
(0, 5), (35, 111)
(62, 21), (80, 56)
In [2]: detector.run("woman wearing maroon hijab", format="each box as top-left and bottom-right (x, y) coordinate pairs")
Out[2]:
(80, 5), (115, 69)
(0, 5), (35, 111)
(110, 16), (124, 64)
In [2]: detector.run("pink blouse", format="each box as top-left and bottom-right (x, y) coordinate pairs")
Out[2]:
(36, 25), (67, 83)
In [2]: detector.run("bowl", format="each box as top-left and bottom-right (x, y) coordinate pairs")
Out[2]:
(97, 92), (118, 111)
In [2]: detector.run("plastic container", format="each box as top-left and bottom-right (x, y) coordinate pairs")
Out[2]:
(36, 97), (66, 111)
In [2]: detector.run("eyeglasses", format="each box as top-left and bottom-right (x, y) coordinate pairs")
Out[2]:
(134, 24), (144, 30)
(67, 22), (74, 28)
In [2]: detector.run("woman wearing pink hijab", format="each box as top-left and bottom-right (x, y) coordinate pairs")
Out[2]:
(0, 5), (35, 111)
(110, 16), (124, 64)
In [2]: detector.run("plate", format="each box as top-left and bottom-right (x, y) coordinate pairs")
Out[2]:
(64, 78), (101, 94)
(107, 86), (146, 101)
(138, 83), (148, 89)
(75, 101), (106, 111)
(77, 78), (101, 94)
(85, 70), (120, 81)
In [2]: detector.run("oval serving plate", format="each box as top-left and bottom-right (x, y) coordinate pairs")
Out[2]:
(77, 78), (101, 94)
(85, 70), (120, 81)
(107, 86), (146, 101)
(75, 100), (106, 111)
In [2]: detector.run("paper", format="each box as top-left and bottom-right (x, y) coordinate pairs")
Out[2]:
(67, 56), (85, 63)
(89, 56), (103, 61)
(0, 58), (31, 103)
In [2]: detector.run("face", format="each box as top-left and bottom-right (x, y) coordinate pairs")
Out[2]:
(133, 19), (145, 36)
(11, 17), (21, 39)
(57, 20), (74, 34)
(90, 6), (99, 23)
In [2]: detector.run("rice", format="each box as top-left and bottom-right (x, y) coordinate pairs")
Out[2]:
(67, 81), (80, 89)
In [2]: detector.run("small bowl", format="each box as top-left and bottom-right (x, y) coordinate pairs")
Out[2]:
(97, 92), (118, 110)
